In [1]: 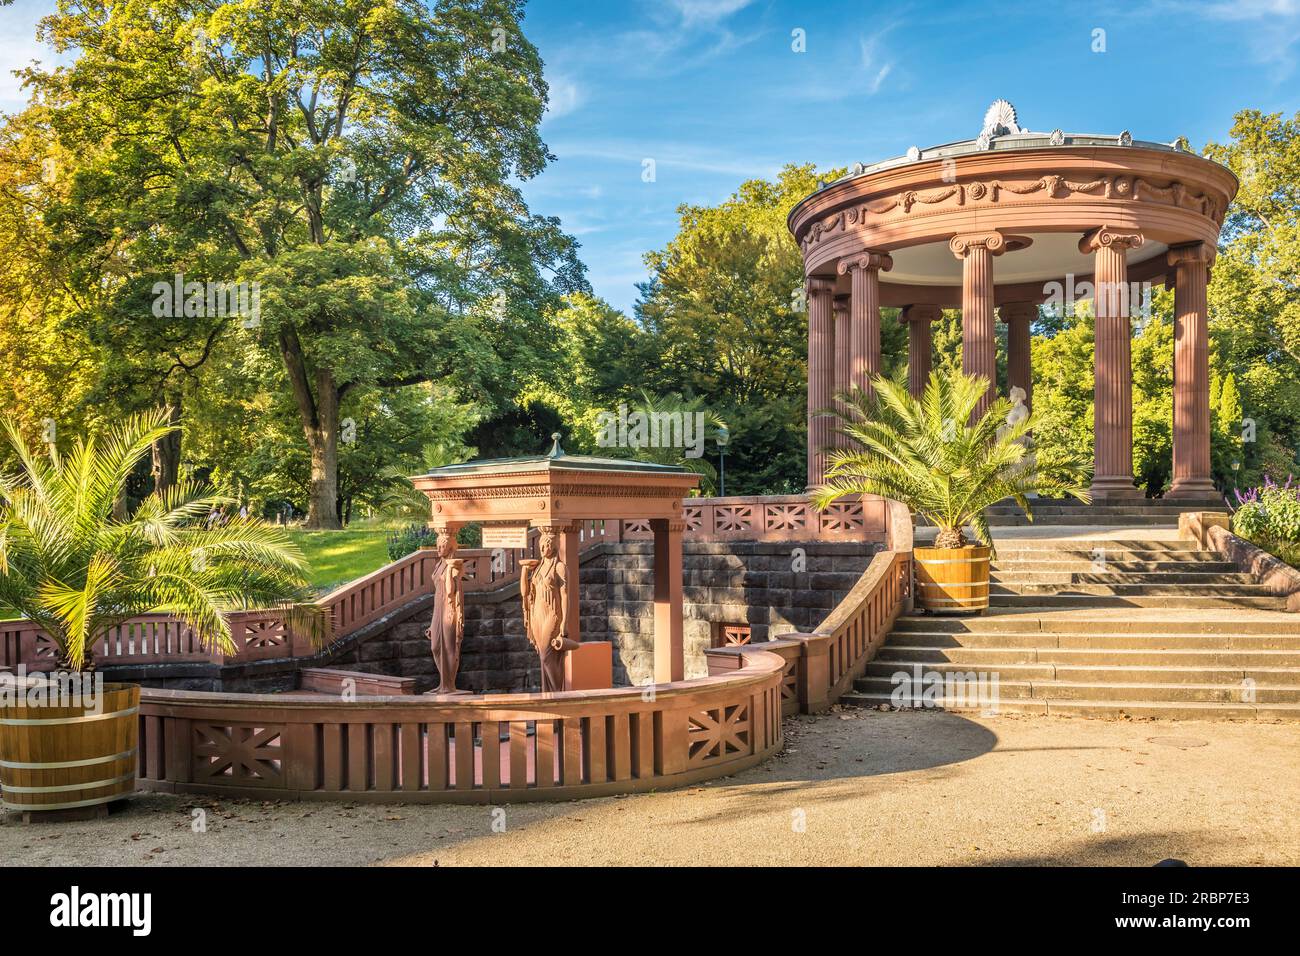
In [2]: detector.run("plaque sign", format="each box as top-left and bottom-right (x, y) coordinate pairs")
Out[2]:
(481, 523), (530, 550)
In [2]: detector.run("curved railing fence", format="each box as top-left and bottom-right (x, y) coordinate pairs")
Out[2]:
(136, 649), (786, 803)
(127, 548), (911, 803)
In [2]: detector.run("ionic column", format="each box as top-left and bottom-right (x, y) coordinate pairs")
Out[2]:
(1167, 242), (1217, 499)
(833, 293), (852, 433)
(838, 252), (893, 395)
(1001, 301), (1036, 412)
(950, 233), (1006, 417)
(900, 304), (940, 397)
(806, 276), (836, 488)
(1082, 226), (1144, 500)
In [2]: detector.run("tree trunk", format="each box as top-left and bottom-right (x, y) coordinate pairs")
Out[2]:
(278, 326), (342, 530)
(151, 400), (182, 495)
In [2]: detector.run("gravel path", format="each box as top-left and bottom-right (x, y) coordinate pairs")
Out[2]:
(5, 709), (1297, 866)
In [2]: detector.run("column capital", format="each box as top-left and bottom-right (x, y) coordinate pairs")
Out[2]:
(832, 292), (850, 316)
(837, 251), (893, 275)
(1167, 241), (1216, 269)
(1000, 301), (1038, 324)
(1079, 225), (1144, 254)
(900, 303), (942, 324)
(949, 232), (1007, 258)
(806, 275), (837, 298)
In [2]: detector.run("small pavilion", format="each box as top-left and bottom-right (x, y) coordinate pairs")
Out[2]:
(788, 100), (1238, 501)
(411, 438), (700, 684)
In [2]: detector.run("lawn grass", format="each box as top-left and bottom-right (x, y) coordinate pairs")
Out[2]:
(287, 528), (394, 593)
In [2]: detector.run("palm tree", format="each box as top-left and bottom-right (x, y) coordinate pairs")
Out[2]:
(812, 370), (1091, 554)
(0, 408), (317, 670)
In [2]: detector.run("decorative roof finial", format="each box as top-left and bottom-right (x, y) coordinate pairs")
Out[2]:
(981, 99), (1022, 138)
(547, 432), (565, 458)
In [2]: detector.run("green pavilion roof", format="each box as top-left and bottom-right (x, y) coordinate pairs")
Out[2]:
(415, 434), (692, 480)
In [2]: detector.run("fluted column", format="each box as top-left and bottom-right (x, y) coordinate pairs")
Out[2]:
(806, 276), (837, 489)
(1082, 226), (1144, 500)
(1168, 242), (1216, 499)
(950, 233), (1006, 418)
(900, 304), (940, 397)
(838, 252), (893, 396)
(833, 293), (851, 434)
(1001, 301), (1036, 412)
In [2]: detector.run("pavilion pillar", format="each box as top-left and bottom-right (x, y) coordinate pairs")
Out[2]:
(651, 518), (685, 683)
(1001, 301), (1036, 412)
(833, 293), (852, 434)
(950, 233), (1005, 418)
(558, 522), (582, 645)
(1082, 226), (1145, 500)
(805, 276), (837, 488)
(900, 304), (940, 397)
(838, 252), (893, 395)
(1167, 242), (1217, 499)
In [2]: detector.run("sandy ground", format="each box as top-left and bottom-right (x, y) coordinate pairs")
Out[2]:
(4, 709), (1297, 867)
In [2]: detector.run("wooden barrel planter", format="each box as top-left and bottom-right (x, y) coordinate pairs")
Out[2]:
(914, 546), (990, 614)
(0, 681), (139, 818)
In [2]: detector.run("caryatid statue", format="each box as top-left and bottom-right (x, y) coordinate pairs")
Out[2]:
(520, 529), (580, 693)
(425, 530), (468, 695)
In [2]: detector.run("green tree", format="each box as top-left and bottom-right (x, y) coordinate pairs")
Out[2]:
(20, 0), (583, 528)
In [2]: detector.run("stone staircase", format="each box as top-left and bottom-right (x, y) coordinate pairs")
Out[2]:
(917, 497), (1226, 527)
(843, 534), (1300, 720)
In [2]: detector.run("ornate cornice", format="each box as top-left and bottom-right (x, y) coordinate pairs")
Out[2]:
(1167, 241), (1216, 269)
(800, 173), (1222, 252)
(949, 232), (1007, 258)
(837, 251), (893, 275)
(1079, 225), (1144, 254)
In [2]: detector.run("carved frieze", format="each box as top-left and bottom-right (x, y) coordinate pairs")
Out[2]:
(800, 173), (1223, 251)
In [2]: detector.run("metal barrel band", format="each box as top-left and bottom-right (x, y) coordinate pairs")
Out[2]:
(0, 749), (136, 771)
(915, 556), (990, 565)
(1, 791), (134, 812)
(0, 705), (138, 726)
(0, 771), (136, 794)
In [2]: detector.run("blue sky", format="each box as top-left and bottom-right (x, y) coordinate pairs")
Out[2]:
(4, 0), (1300, 312)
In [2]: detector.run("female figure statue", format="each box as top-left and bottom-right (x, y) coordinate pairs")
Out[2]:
(520, 530), (579, 692)
(425, 531), (466, 695)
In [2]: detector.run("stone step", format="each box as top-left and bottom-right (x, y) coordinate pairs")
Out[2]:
(839, 692), (1300, 721)
(891, 613), (1300, 634)
(986, 539), (1203, 551)
(989, 571), (1255, 585)
(990, 559), (1237, 572)
(876, 645), (1300, 667)
(885, 631), (1300, 650)
(863, 658), (1300, 686)
(989, 582), (1271, 596)
(989, 593), (1287, 609)
(851, 674), (1300, 703)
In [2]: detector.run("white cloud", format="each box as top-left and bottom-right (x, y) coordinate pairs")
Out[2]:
(666, 0), (756, 27)
(544, 74), (583, 121)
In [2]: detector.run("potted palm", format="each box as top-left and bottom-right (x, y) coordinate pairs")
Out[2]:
(813, 370), (1090, 614)
(0, 409), (317, 816)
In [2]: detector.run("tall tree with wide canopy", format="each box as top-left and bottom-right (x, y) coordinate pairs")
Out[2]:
(21, 0), (584, 526)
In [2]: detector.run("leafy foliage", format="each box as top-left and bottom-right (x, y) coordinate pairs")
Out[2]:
(0, 409), (314, 670)
(812, 370), (1092, 554)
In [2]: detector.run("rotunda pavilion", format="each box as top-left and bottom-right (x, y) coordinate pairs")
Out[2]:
(787, 100), (1238, 501)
